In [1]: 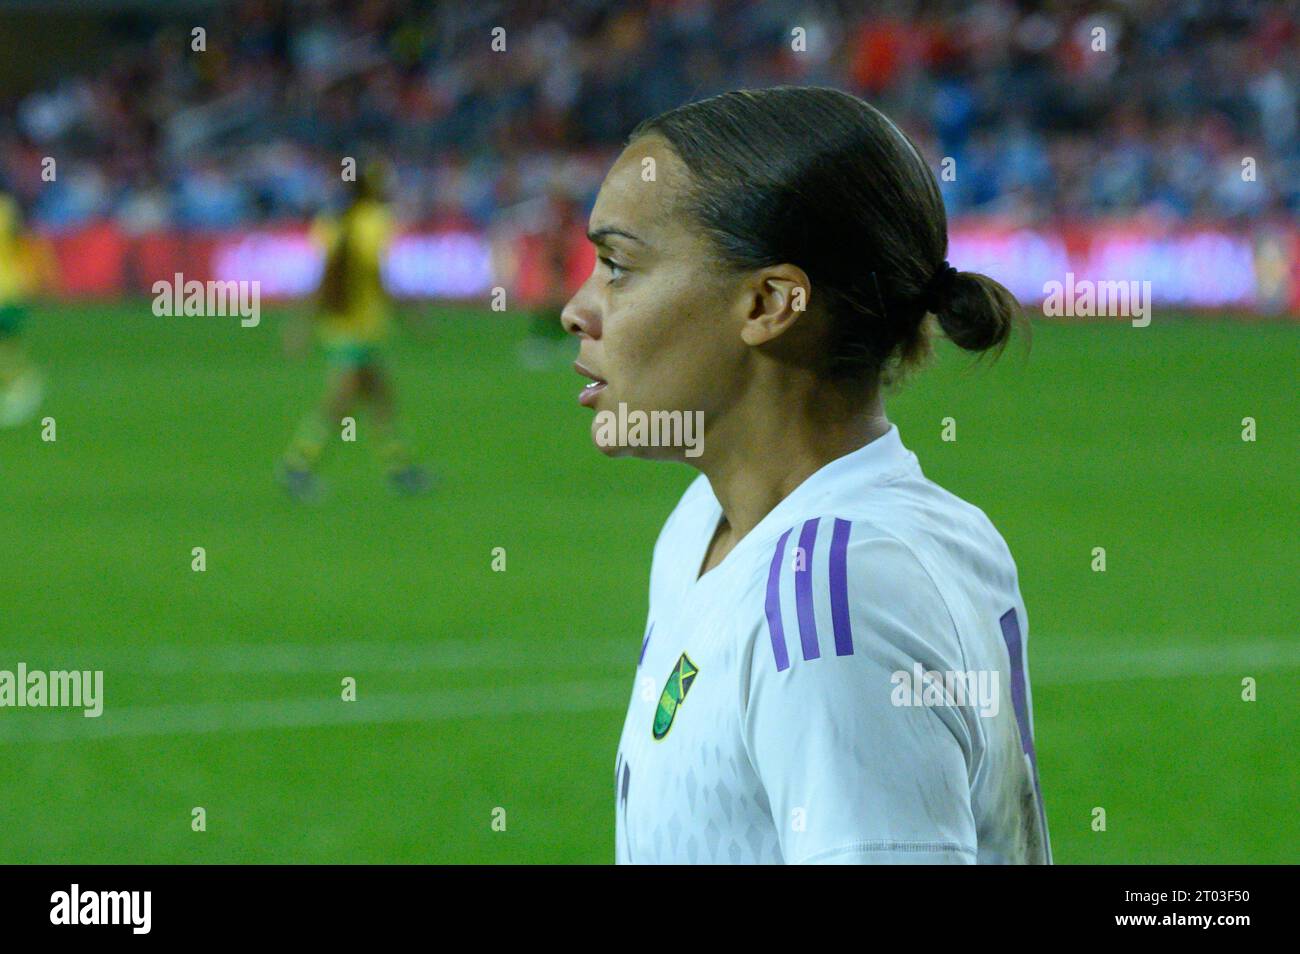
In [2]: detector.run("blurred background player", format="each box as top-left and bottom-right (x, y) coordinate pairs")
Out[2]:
(277, 160), (430, 500)
(0, 189), (51, 429)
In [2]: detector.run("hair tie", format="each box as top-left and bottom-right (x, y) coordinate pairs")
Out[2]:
(922, 261), (959, 313)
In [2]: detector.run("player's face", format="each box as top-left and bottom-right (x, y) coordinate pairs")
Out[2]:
(562, 135), (748, 460)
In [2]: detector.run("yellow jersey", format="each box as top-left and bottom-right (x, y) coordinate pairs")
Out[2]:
(312, 199), (393, 345)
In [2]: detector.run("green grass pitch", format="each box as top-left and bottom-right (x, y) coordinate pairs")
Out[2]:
(0, 301), (1295, 863)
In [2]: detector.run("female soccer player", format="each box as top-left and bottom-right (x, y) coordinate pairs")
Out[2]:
(562, 87), (1050, 864)
(278, 161), (429, 499)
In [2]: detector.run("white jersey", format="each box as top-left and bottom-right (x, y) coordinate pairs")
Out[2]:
(614, 424), (1050, 864)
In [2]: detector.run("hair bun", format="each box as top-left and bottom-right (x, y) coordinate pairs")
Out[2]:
(933, 269), (1020, 354)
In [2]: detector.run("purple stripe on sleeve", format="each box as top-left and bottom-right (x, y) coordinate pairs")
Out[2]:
(828, 518), (854, 656)
(764, 529), (793, 672)
(638, 622), (654, 666)
(999, 608), (1035, 770)
(1000, 607), (1049, 842)
(794, 519), (821, 661)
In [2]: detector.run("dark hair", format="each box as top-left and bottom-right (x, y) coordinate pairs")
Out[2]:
(629, 86), (1022, 386)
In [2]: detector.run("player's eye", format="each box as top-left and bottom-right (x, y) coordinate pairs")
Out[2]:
(599, 256), (627, 284)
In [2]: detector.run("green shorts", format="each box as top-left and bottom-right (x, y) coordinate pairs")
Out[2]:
(0, 303), (29, 339)
(322, 340), (381, 369)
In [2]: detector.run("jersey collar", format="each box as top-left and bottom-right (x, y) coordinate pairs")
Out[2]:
(717, 423), (919, 559)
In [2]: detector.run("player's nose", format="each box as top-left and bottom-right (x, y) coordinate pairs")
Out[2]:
(561, 286), (601, 339)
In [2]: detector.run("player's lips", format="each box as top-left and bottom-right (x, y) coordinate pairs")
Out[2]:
(575, 361), (607, 407)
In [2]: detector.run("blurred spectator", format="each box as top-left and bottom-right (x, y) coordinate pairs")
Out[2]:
(0, 0), (1295, 230)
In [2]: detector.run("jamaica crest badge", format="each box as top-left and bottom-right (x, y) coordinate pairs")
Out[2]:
(652, 653), (699, 740)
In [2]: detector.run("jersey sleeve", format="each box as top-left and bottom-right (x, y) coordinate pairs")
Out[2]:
(740, 521), (980, 864)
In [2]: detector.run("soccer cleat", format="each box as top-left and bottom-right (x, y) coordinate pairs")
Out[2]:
(276, 463), (325, 502)
(387, 464), (433, 496)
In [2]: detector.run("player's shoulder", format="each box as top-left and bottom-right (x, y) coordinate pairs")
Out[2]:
(802, 462), (1018, 595)
(358, 199), (394, 230)
(749, 512), (950, 620)
(733, 493), (991, 677)
(731, 519), (972, 701)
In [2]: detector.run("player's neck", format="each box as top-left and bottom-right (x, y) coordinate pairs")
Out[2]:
(699, 386), (889, 547)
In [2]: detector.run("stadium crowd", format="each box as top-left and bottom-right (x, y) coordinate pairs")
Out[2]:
(0, 0), (1296, 230)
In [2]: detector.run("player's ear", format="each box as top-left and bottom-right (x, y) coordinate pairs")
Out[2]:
(738, 264), (812, 347)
